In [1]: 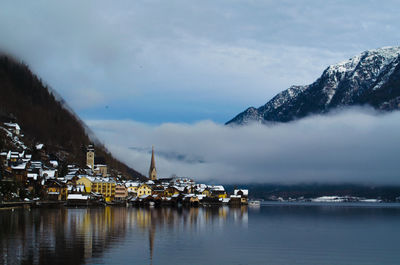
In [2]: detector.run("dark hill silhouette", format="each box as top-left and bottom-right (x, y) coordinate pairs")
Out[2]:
(0, 54), (145, 180)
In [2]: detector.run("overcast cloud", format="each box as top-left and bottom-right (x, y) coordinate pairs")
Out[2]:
(1, 0), (400, 122)
(87, 108), (400, 184)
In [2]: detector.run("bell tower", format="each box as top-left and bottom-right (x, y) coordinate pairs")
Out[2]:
(86, 144), (95, 169)
(149, 146), (157, 181)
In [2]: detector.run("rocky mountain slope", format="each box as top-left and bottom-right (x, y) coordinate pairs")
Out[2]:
(0, 54), (144, 179)
(227, 46), (400, 125)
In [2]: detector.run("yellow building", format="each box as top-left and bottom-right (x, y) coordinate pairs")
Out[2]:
(202, 189), (211, 197)
(76, 176), (116, 202)
(46, 180), (68, 201)
(137, 184), (152, 197)
(218, 193), (228, 199)
(165, 187), (180, 197)
(92, 179), (116, 202)
(127, 185), (139, 194)
(77, 176), (93, 193)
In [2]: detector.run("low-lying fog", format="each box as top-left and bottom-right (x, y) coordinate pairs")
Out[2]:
(87, 107), (400, 184)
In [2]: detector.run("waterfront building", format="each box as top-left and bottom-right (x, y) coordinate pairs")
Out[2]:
(76, 176), (94, 193)
(151, 185), (165, 196)
(202, 188), (211, 197)
(10, 162), (28, 182)
(137, 184), (152, 197)
(234, 189), (249, 204)
(115, 184), (128, 201)
(210, 185), (227, 198)
(46, 179), (68, 201)
(164, 186), (180, 197)
(91, 178), (116, 202)
(126, 181), (140, 195)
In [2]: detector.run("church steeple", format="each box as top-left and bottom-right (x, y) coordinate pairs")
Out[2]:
(149, 146), (157, 180)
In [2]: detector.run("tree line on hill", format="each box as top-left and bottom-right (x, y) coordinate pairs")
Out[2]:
(0, 54), (144, 180)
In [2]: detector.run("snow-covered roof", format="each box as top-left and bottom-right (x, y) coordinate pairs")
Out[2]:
(126, 182), (140, 187)
(196, 188), (205, 193)
(64, 175), (75, 180)
(4, 123), (20, 130)
(173, 185), (185, 192)
(35, 144), (44, 150)
(42, 170), (57, 178)
(196, 195), (206, 200)
(78, 175), (94, 181)
(27, 173), (38, 180)
(11, 163), (27, 170)
(67, 194), (89, 200)
(210, 185), (225, 191)
(234, 189), (249, 196)
(197, 184), (207, 189)
(92, 177), (116, 183)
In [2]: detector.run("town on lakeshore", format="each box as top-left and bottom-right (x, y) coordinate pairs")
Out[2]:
(0, 122), (249, 207)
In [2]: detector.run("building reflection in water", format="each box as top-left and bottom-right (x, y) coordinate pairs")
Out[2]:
(0, 206), (248, 265)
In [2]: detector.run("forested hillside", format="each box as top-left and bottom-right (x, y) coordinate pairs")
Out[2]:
(0, 54), (144, 179)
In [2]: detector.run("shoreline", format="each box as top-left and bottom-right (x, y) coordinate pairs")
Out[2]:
(3, 200), (400, 211)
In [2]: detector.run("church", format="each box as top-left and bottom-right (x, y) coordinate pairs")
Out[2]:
(149, 146), (157, 181)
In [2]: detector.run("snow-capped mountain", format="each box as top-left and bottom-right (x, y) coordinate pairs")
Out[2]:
(226, 46), (400, 125)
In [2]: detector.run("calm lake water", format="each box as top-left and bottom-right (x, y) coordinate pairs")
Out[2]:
(1, 202), (400, 265)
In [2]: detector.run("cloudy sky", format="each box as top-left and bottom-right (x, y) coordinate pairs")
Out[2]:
(1, 1), (400, 183)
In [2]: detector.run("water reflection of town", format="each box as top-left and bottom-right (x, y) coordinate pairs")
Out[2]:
(0, 206), (248, 265)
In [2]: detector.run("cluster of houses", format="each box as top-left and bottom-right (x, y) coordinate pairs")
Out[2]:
(0, 122), (249, 206)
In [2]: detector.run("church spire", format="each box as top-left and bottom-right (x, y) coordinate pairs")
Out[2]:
(149, 146), (157, 180)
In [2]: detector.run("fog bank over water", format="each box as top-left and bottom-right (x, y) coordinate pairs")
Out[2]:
(87, 107), (400, 184)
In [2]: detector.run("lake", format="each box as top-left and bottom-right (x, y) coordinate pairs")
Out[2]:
(1, 202), (400, 265)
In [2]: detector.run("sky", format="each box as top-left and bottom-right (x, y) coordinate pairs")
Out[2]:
(1, 0), (400, 183)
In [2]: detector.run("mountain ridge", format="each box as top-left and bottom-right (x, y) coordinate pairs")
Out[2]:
(226, 46), (400, 125)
